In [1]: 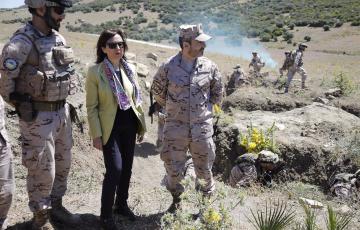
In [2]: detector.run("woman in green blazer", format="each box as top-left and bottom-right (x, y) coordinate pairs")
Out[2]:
(86, 29), (146, 230)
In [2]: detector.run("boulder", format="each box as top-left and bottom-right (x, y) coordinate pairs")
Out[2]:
(126, 52), (136, 61)
(146, 52), (158, 61)
(135, 62), (149, 78)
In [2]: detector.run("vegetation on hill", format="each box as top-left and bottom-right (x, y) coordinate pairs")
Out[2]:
(8, 0), (360, 43)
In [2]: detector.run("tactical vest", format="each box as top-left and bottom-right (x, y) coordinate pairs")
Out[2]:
(14, 25), (76, 101)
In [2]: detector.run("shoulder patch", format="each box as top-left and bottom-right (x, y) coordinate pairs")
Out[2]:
(3, 58), (18, 71)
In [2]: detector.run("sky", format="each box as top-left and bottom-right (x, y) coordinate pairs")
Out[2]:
(0, 0), (24, 9)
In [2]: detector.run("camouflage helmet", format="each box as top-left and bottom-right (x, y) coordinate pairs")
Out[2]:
(233, 64), (241, 69)
(258, 150), (279, 164)
(235, 153), (257, 165)
(24, 0), (72, 8)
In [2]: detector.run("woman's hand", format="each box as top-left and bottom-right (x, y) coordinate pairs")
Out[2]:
(93, 137), (103, 151)
(137, 134), (144, 143)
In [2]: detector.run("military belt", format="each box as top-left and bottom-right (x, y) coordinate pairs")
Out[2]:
(33, 100), (66, 111)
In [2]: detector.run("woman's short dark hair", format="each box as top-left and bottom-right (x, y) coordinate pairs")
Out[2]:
(96, 29), (128, 64)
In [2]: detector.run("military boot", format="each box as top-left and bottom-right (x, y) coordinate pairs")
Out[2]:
(32, 210), (53, 230)
(167, 194), (181, 214)
(50, 199), (81, 225)
(113, 201), (136, 221)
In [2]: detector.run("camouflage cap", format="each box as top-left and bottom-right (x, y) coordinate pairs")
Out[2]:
(299, 43), (308, 48)
(179, 24), (211, 42)
(25, 0), (72, 8)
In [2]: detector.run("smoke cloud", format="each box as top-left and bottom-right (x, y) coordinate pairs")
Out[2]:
(206, 36), (278, 69)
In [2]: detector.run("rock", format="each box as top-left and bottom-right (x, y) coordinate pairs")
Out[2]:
(126, 52), (136, 61)
(336, 205), (351, 215)
(325, 88), (342, 97)
(313, 97), (329, 104)
(146, 52), (158, 61)
(299, 197), (324, 209)
(136, 63), (149, 78)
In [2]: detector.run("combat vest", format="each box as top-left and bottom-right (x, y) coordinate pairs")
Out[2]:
(14, 24), (76, 101)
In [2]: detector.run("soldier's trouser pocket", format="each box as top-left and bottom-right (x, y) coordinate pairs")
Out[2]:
(21, 143), (46, 171)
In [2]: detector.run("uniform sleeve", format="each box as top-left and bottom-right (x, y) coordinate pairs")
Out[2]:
(0, 34), (32, 102)
(151, 63), (168, 107)
(85, 66), (102, 139)
(209, 64), (223, 105)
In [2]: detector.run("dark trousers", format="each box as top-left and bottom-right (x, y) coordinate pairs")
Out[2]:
(100, 107), (138, 218)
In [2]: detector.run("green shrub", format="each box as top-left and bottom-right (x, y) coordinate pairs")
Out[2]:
(323, 25), (330, 31)
(288, 23), (295, 30)
(351, 21), (360, 26)
(333, 72), (354, 95)
(282, 31), (293, 41)
(326, 206), (352, 230)
(248, 200), (295, 230)
(304, 36), (311, 42)
(260, 33), (272, 42)
(272, 28), (283, 37)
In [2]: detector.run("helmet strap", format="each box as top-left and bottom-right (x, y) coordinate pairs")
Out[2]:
(43, 6), (60, 31)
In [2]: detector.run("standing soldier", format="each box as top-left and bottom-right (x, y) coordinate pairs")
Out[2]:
(151, 24), (223, 213)
(0, 80), (14, 230)
(284, 43), (308, 93)
(0, 0), (80, 229)
(249, 51), (265, 77)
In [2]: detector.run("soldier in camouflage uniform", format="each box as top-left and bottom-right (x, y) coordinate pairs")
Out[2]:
(151, 24), (223, 213)
(0, 90), (14, 230)
(0, 0), (80, 229)
(226, 64), (248, 96)
(249, 52), (265, 77)
(284, 43), (308, 93)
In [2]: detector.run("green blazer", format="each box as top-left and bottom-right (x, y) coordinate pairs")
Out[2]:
(85, 61), (146, 145)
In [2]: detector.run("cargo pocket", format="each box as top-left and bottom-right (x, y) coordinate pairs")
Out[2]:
(21, 141), (45, 171)
(52, 46), (75, 66)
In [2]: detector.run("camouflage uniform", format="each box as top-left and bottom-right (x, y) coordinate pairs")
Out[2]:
(329, 173), (358, 198)
(0, 95), (14, 229)
(285, 44), (308, 92)
(0, 21), (78, 213)
(229, 154), (257, 188)
(226, 64), (248, 95)
(151, 51), (223, 195)
(249, 53), (265, 77)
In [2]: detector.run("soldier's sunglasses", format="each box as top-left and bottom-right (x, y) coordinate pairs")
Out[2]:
(107, 42), (125, 49)
(52, 6), (65, 15)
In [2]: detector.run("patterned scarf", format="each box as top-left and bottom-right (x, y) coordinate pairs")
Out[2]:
(103, 58), (142, 110)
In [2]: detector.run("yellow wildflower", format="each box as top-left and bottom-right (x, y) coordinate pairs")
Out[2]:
(204, 208), (222, 224)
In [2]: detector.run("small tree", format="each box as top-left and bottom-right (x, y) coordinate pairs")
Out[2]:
(304, 35), (311, 42)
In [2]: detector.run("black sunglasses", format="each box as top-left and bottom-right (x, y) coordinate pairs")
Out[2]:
(52, 6), (65, 15)
(107, 42), (125, 49)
